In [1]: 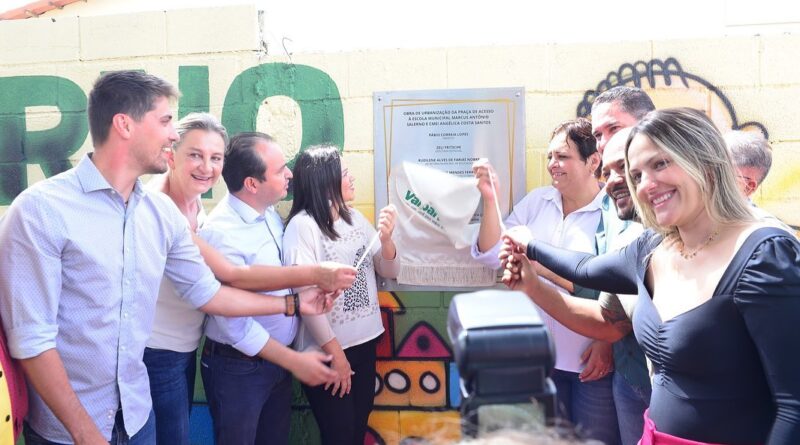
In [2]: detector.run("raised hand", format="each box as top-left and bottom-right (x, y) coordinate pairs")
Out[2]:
(377, 205), (397, 242)
(502, 251), (543, 297)
(502, 226), (533, 253)
(499, 237), (523, 270)
(472, 159), (500, 201)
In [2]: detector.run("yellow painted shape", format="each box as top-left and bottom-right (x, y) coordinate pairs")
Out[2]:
(0, 359), (14, 445)
(375, 360), (446, 407)
(375, 361), (410, 406)
(368, 410), (400, 445)
(378, 291), (403, 309)
(368, 410), (461, 445)
(399, 410), (461, 444)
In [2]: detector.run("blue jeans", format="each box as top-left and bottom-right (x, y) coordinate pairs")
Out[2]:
(143, 347), (197, 445)
(551, 369), (620, 445)
(23, 410), (155, 445)
(200, 342), (292, 445)
(612, 372), (651, 445)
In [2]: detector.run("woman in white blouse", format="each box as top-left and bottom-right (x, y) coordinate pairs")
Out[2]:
(283, 145), (399, 445)
(472, 118), (619, 444)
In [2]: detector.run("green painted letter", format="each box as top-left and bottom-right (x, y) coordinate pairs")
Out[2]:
(222, 63), (344, 167)
(0, 76), (87, 204)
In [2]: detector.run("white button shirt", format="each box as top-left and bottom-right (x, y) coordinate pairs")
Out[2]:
(199, 193), (297, 355)
(0, 155), (220, 442)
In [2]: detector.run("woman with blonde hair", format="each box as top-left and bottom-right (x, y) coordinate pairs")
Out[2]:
(503, 107), (800, 444)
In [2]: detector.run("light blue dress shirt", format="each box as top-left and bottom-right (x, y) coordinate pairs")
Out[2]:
(595, 194), (630, 256)
(0, 154), (221, 443)
(199, 193), (297, 356)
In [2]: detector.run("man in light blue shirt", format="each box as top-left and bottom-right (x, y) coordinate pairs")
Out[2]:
(199, 132), (303, 445)
(0, 71), (333, 445)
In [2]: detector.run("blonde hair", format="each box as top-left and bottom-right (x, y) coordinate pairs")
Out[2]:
(624, 107), (755, 237)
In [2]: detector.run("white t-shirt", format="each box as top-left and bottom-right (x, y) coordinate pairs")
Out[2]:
(472, 186), (604, 373)
(146, 199), (208, 352)
(283, 209), (398, 351)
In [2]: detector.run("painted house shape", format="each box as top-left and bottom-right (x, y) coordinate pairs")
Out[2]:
(366, 292), (461, 445)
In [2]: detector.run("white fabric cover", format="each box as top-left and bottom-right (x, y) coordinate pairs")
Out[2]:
(390, 162), (495, 286)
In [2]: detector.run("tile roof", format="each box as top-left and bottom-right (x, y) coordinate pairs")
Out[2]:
(0, 0), (84, 20)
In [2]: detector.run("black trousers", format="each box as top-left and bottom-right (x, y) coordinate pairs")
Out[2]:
(302, 337), (378, 445)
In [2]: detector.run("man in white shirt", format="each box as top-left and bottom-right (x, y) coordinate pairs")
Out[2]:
(199, 132), (326, 445)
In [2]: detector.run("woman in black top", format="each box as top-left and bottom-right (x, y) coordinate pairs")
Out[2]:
(502, 108), (800, 444)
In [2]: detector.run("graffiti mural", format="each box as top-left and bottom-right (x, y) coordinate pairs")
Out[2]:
(367, 291), (461, 445)
(576, 57), (768, 136)
(288, 290), (461, 445)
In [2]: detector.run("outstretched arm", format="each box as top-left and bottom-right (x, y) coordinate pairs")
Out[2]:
(473, 160), (503, 254)
(527, 239), (638, 294)
(199, 286), (334, 317)
(504, 251), (629, 342)
(502, 227), (641, 295)
(193, 233), (355, 293)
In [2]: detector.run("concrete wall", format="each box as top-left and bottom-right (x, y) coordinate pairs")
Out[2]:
(2, 5), (799, 445)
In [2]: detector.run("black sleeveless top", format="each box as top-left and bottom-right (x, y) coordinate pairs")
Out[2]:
(528, 227), (800, 444)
